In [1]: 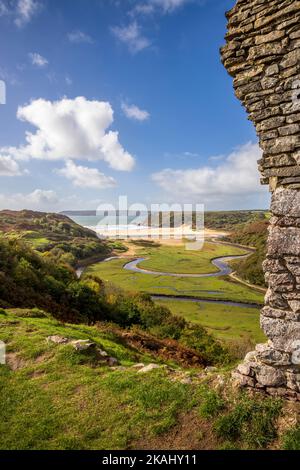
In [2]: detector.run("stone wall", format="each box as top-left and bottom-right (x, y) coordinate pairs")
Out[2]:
(221, 0), (300, 400)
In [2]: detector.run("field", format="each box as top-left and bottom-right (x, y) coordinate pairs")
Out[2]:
(137, 241), (247, 274)
(155, 299), (265, 344)
(84, 240), (265, 345)
(85, 258), (264, 305)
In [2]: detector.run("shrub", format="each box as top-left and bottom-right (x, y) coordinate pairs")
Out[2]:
(180, 324), (230, 365)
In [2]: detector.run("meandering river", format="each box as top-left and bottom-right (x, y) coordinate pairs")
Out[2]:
(76, 242), (261, 309)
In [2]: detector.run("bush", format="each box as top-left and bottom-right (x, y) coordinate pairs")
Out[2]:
(151, 315), (186, 340)
(67, 282), (108, 323)
(180, 324), (230, 365)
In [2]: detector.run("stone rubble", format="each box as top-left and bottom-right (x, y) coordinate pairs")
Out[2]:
(221, 0), (300, 400)
(46, 336), (118, 367)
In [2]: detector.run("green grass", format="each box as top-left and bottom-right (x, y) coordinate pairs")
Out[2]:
(214, 395), (282, 449)
(0, 309), (194, 450)
(138, 242), (247, 275)
(282, 426), (300, 450)
(155, 299), (265, 344)
(85, 258), (264, 305)
(198, 388), (225, 418)
(21, 231), (52, 249)
(0, 309), (290, 450)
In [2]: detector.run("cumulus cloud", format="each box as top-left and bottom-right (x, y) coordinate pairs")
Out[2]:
(15, 0), (40, 27)
(152, 142), (267, 206)
(29, 52), (48, 67)
(57, 161), (117, 189)
(0, 155), (22, 176)
(122, 102), (150, 121)
(1, 96), (135, 173)
(111, 22), (151, 54)
(67, 30), (93, 44)
(0, 189), (59, 210)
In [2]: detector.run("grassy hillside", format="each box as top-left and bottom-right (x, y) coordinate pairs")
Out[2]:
(225, 220), (268, 287)
(1, 308), (298, 450)
(205, 210), (268, 231)
(151, 210), (268, 230)
(0, 210), (114, 267)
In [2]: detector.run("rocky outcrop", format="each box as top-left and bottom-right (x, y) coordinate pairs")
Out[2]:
(221, 0), (300, 400)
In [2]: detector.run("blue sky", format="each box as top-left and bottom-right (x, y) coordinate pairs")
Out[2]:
(0, 0), (269, 212)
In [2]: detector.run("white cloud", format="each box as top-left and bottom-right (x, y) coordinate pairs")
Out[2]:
(152, 142), (267, 206)
(29, 52), (48, 68)
(150, 0), (190, 12)
(111, 21), (151, 54)
(132, 0), (190, 15)
(68, 30), (93, 44)
(0, 0), (41, 26)
(1, 96), (135, 172)
(122, 102), (150, 121)
(57, 161), (117, 189)
(0, 189), (59, 210)
(15, 0), (40, 27)
(0, 155), (22, 176)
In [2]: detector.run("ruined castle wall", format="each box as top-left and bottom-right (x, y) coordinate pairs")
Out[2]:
(221, 0), (300, 400)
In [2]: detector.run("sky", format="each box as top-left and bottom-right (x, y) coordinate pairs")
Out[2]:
(0, 0), (270, 212)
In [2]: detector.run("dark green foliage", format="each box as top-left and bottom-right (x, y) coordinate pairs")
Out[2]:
(0, 238), (104, 323)
(180, 324), (229, 365)
(214, 395), (282, 449)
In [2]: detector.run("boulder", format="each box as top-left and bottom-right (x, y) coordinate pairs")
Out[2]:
(71, 340), (96, 351)
(47, 335), (69, 344)
(138, 363), (161, 373)
(255, 365), (285, 387)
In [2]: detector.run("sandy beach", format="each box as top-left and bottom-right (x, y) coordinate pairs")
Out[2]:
(90, 224), (229, 242)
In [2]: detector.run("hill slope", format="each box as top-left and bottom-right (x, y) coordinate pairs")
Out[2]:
(1, 308), (296, 451)
(0, 210), (113, 267)
(225, 219), (268, 287)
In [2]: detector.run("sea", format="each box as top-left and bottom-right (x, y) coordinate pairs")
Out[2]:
(68, 214), (148, 234)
